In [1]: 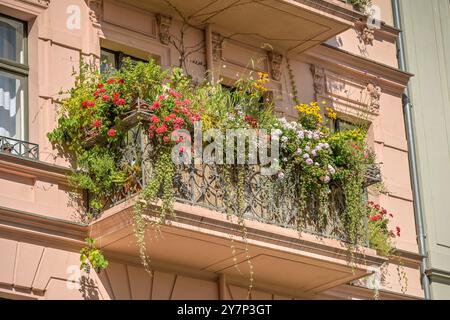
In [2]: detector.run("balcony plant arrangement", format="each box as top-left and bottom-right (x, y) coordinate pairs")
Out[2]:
(48, 58), (397, 276)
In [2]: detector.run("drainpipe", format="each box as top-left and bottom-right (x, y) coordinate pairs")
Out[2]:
(392, 0), (431, 300)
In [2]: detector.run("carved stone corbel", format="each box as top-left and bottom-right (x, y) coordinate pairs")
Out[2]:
(366, 82), (381, 111)
(211, 32), (223, 62)
(267, 51), (283, 81)
(354, 18), (375, 46)
(156, 14), (172, 45)
(87, 0), (103, 26)
(310, 65), (326, 98)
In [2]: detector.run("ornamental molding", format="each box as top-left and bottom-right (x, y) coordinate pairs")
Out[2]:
(17, 0), (50, 8)
(87, 0), (103, 26)
(365, 82), (381, 112)
(310, 64), (326, 97)
(211, 32), (224, 62)
(354, 18), (375, 46)
(156, 14), (172, 45)
(267, 51), (283, 81)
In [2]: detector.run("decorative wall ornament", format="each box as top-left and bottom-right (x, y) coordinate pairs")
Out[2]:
(87, 0), (103, 26)
(366, 82), (381, 111)
(310, 64), (326, 97)
(354, 18), (375, 46)
(156, 14), (172, 45)
(211, 32), (224, 62)
(267, 51), (283, 81)
(19, 0), (50, 7)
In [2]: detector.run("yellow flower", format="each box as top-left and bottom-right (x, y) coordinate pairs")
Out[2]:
(326, 107), (337, 120)
(294, 102), (323, 123)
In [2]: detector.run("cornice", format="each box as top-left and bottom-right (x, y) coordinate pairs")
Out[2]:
(0, 206), (87, 248)
(0, 153), (71, 186)
(17, 0), (50, 9)
(300, 43), (413, 95)
(426, 268), (450, 286)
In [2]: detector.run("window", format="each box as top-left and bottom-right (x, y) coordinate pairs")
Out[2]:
(0, 15), (27, 141)
(100, 48), (146, 73)
(333, 118), (357, 132)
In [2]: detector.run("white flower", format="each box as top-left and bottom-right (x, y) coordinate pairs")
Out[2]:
(321, 176), (331, 184)
(305, 146), (311, 152)
(282, 157), (288, 162)
(281, 136), (288, 143)
(277, 171), (285, 179)
(296, 148), (302, 155)
(328, 164), (336, 174)
(297, 131), (305, 139)
(306, 158), (314, 165)
(315, 162), (320, 167)
(303, 153), (310, 159)
(312, 150), (317, 157)
(307, 132), (313, 139)
(323, 143), (329, 149)
(313, 133), (320, 140)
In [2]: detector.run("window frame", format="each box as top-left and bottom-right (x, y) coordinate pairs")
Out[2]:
(0, 13), (29, 141)
(100, 47), (147, 72)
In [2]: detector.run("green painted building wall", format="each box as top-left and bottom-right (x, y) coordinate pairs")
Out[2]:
(400, 0), (450, 299)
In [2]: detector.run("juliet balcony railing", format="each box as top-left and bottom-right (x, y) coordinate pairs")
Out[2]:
(0, 135), (39, 160)
(86, 101), (382, 245)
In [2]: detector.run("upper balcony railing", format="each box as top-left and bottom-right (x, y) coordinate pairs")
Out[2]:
(86, 102), (381, 246)
(0, 135), (39, 160)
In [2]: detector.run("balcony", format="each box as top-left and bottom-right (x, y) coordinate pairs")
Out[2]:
(108, 0), (358, 55)
(0, 135), (39, 160)
(87, 102), (385, 296)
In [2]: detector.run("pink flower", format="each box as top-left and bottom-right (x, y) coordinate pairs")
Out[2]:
(179, 146), (185, 153)
(115, 98), (126, 106)
(174, 117), (184, 125)
(169, 113), (176, 119)
(396, 226), (401, 237)
(93, 119), (102, 128)
(151, 115), (160, 124)
(164, 116), (172, 122)
(151, 102), (161, 110)
(175, 100), (183, 106)
(107, 128), (117, 137)
(163, 136), (170, 143)
(156, 124), (167, 134)
(183, 99), (191, 105)
(102, 95), (110, 102)
(168, 89), (182, 99)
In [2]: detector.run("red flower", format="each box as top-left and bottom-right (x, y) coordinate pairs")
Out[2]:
(107, 78), (116, 85)
(107, 128), (117, 137)
(149, 124), (157, 131)
(175, 100), (183, 106)
(396, 226), (401, 237)
(148, 132), (154, 139)
(381, 209), (387, 216)
(163, 116), (172, 122)
(245, 115), (257, 128)
(102, 95), (110, 102)
(169, 113), (176, 119)
(97, 83), (104, 89)
(82, 101), (95, 108)
(174, 117), (184, 125)
(163, 136), (170, 143)
(93, 119), (102, 128)
(112, 92), (120, 101)
(158, 95), (166, 101)
(156, 124), (168, 134)
(168, 89), (182, 99)
(151, 102), (161, 110)
(151, 115), (160, 124)
(183, 99), (191, 105)
(115, 98), (126, 106)
(118, 79), (124, 84)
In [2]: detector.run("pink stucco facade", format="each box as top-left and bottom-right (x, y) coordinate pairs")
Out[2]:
(0, 0), (423, 300)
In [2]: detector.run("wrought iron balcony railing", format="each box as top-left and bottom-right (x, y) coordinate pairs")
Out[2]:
(0, 135), (39, 160)
(84, 105), (383, 246)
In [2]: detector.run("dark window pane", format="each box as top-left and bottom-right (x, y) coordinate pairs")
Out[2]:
(0, 16), (25, 64)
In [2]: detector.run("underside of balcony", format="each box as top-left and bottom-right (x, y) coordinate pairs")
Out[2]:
(121, 0), (355, 54)
(90, 198), (386, 297)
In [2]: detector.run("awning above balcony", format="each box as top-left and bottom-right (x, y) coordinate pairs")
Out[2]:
(90, 199), (387, 297)
(125, 0), (355, 54)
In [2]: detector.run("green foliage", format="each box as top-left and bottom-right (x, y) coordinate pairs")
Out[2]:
(80, 237), (109, 273)
(49, 59), (397, 275)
